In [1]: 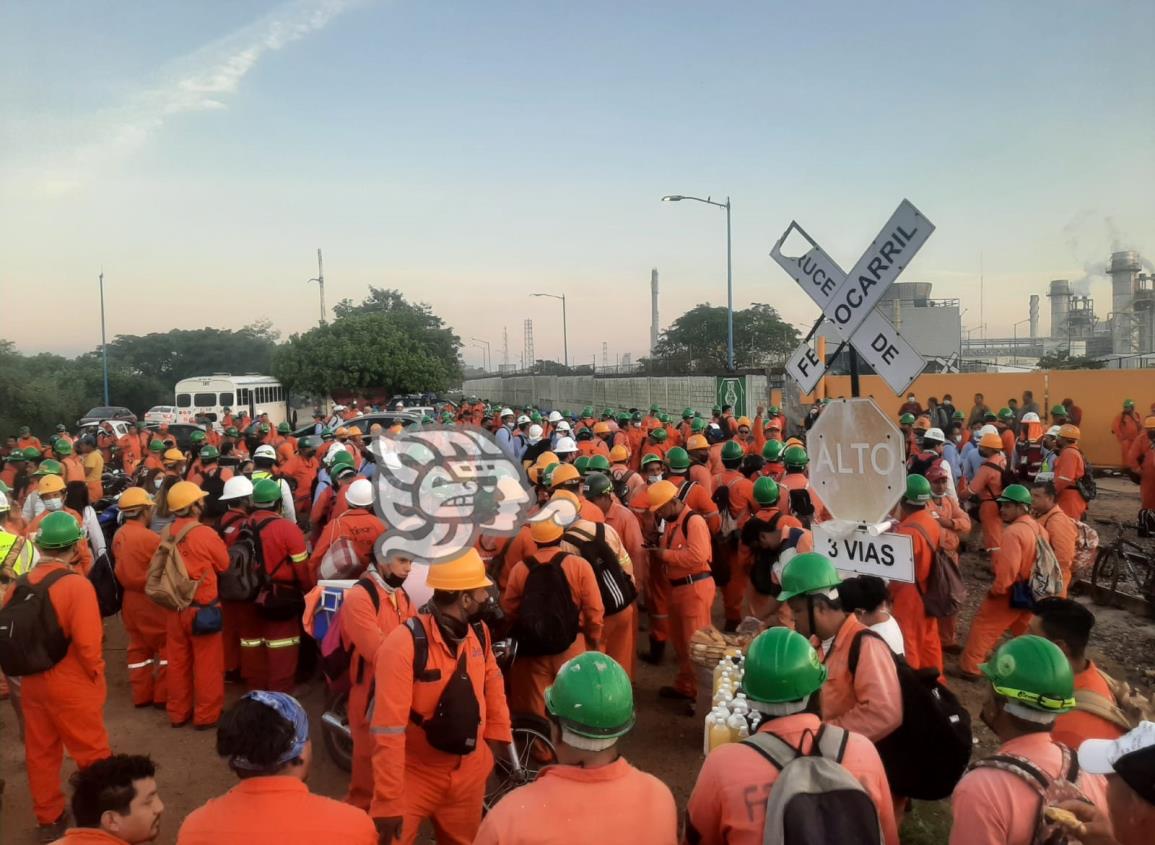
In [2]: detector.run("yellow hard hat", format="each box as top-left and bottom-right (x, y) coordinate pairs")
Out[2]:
(785, 437), (804, 449)
(551, 490), (581, 508)
(609, 445), (630, 463)
(334, 427), (349, 438)
(346, 426), (363, 437)
(425, 548), (493, 591)
(38, 475), (66, 495)
(1144, 416), (1155, 431)
(535, 451), (560, 468)
(163, 448), (185, 464)
(593, 422), (611, 435)
(686, 435), (709, 451)
(1058, 424), (1081, 441)
(647, 480), (678, 512)
(550, 463), (581, 488)
(737, 416), (752, 429)
(530, 518), (564, 544)
(527, 465), (542, 484)
(118, 487), (154, 510)
(979, 432), (1004, 450)
(167, 481), (207, 512)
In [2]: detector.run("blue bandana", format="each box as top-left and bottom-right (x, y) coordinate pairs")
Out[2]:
(232, 691), (310, 770)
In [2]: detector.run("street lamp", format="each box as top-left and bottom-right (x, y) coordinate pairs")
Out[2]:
(1012, 318), (1031, 367)
(307, 248), (326, 326)
(98, 270), (110, 405)
(662, 193), (733, 370)
(471, 337), (491, 372)
(529, 293), (568, 367)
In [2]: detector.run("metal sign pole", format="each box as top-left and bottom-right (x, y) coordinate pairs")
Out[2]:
(849, 347), (861, 397)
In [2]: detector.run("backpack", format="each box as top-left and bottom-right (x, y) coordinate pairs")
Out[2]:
(88, 550), (123, 617)
(320, 577), (381, 690)
(200, 468), (228, 518)
(967, 743), (1092, 845)
(145, 522), (202, 611)
(611, 469), (637, 503)
(1012, 528), (1065, 610)
(511, 552), (581, 657)
(741, 726), (883, 845)
(407, 616), (485, 755)
(563, 523), (637, 617)
(1074, 456), (1097, 501)
(0, 569), (75, 676)
(712, 478), (740, 541)
(908, 452), (942, 479)
(849, 630), (973, 799)
(983, 460), (1018, 492)
(218, 517), (276, 602)
(907, 522), (967, 618)
(787, 487), (816, 528)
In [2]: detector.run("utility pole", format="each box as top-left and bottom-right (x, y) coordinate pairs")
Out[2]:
(309, 249), (326, 325)
(99, 269), (110, 405)
(502, 326), (509, 370)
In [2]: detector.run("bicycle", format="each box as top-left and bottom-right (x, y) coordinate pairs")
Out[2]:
(1088, 519), (1155, 615)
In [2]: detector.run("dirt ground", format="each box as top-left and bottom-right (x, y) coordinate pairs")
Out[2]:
(2, 477), (1152, 844)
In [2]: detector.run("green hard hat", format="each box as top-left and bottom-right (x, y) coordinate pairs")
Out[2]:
(631, 411), (642, 422)
(658, 413), (670, 424)
(777, 552), (842, 602)
(602, 408), (614, 418)
(650, 404), (660, 413)
(149, 440), (165, 453)
(617, 412), (631, 424)
(53, 440), (73, 455)
(277, 422), (292, 433)
(421, 415), (434, 425)
(721, 441), (744, 462)
(544, 652), (635, 741)
(531, 412), (542, 423)
(743, 628), (828, 704)
(998, 407), (1014, 420)
(190, 430), (207, 444)
(712, 405), (722, 414)
(952, 410), (965, 420)
(225, 427), (240, 437)
(199, 445), (220, 461)
(762, 440), (785, 462)
(442, 412), (455, 423)
(260, 423), (271, 433)
(135, 420), (147, 429)
(574, 456), (591, 475)
(650, 428), (668, 443)
(33, 459), (63, 477)
(298, 436), (320, 451)
(980, 636), (1075, 715)
(330, 450), (355, 469)
(35, 511), (84, 550)
(782, 444), (809, 467)
(665, 447), (690, 472)
(584, 471), (613, 499)
(691, 418), (707, 433)
(905, 474), (932, 503)
(541, 463), (559, 487)
(587, 455), (611, 473)
(640, 453), (664, 469)
(682, 407), (694, 420)
(1123, 399), (1134, 409)
(582, 405), (594, 417)
(768, 405), (780, 415)
(252, 478), (282, 507)
(753, 476), (780, 506)
(997, 484), (1032, 506)
(1050, 404), (1067, 417)
(54, 423), (67, 432)
(23, 447), (40, 460)
(7, 451), (26, 463)
(899, 413), (916, 425)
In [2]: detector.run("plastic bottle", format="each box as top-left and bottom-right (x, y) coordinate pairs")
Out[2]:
(708, 709), (732, 752)
(726, 712), (748, 742)
(730, 693), (750, 717)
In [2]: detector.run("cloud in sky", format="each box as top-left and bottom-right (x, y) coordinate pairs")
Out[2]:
(29, 0), (364, 195)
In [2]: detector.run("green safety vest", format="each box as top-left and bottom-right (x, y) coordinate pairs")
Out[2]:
(0, 529), (36, 578)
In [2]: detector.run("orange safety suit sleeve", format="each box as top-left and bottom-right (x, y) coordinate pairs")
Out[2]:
(500, 560), (528, 621)
(940, 497), (973, 535)
(991, 519), (1033, 595)
(827, 634), (904, 742)
(970, 463), (1000, 500)
(51, 569), (106, 681)
(1053, 448), (1083, 495)
(662, 511), (712, 578)
(340, 583), (391, 667)
(369, 623), (417, 819)
(310, 486), (334, 536)
(564, 555), (605, 648)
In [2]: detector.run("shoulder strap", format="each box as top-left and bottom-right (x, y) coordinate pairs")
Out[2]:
(171, 521), (201, 544)
(23, 567), (76, 593)
(972, 753), (1050, 793)
(740, 731), (800, 771)
(405, 616), (436, 681)
(847, 628), (887, 675)
(677, 480), (695, 501)
(813, 724), (850, 763)
(355, 577), (382, 613)
(547, 551), (569, 568)
(595, 522), (606, 544)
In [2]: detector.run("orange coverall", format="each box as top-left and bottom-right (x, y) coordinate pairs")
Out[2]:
(929, 494), (971, 648)
(176, 775), (377, 845)
(893, 508), (943, 674)
(216, 507), (251, 674)
(1050, 660), (1126, 751)
(659, 506), (715, 697)
(1036, 505), (1076, 595)
(1054, 445), (1088, 520)
(117, 434), (142, 476)
(307, 508), (386, 585)
(1128, 435), (1155, 509)
(6, 563), (111, 824)
(475, 757), (678, 845)
(603, 501), (645, 678)
(24, 507), (93, 575)
(370, 614), (513, 845)
(165, 517), (229, 727)
(339, 576), (415, 811)
(1111, 410), (1143, 468)
(280, 452), (319, 520)
(821, 614), (903, 743)
(686, 713), (899, 845)
(245, 511), (309, 692)
(501, 547), (605, 719)
(711, 468), (750, 626)
(959, 514), (1047, 675)
(61, 454), (86, 484)
(112, 520), (170, 706)
(969, 455), (1005, 552)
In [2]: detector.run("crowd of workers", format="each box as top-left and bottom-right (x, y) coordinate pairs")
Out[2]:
(0, 391), (1153, 845)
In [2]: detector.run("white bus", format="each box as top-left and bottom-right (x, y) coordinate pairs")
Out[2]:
(174, 373), (289, 427)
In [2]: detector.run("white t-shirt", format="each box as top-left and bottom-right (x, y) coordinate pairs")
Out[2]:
(870, 614), (906, 656)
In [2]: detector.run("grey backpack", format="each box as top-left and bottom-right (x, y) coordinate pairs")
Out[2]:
(742, 725), (884, 845)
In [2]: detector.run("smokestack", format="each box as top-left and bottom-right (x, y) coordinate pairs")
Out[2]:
(1028, 295), (1039, 339)
(1110, 250), (1141, 354)
(1048, 280), (1070, 340)
(650, 268), (660, 354)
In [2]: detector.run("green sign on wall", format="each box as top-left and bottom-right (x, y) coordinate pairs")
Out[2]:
(715, 377), (746, 416)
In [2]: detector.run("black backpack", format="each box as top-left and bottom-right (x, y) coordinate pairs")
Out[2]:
(0, 569), (75, 676)
(612, 469), (637, 503)
(88, 550), (123, 617)
(908, 452), (941, 479)
(408, 616), (486, 755)
(788, 487), (816, 527)
(1075, 457), (1098, 501)
(218, 517), (275, 602)
(511, 552), (581, 656)
(849, 630), (973, 800)
(563, 523), (637, 617)
(982, 460), (1018, 492)
(200, 467), (228, 518)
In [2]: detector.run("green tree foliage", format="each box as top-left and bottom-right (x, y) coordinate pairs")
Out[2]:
(276, 289), (462, 395)
(647, 302), (799, 372)
(1037, 351), (1106, 370)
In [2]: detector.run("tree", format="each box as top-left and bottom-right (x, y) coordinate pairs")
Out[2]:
(275, 290), (462, 396)
(648, 302), (799, 372)
(1036, 351), (1106, 370)
(107, 325), (279, 383)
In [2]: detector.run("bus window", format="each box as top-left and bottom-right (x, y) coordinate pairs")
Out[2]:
(219, 392), (234, 407)
(194, 392), (216, 406)
(177, 393), (192, 408)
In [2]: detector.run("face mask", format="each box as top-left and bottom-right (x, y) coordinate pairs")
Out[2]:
(647, 474), (663, 484)
(43, 497), (63, 512)
(384, 572), (406, 589)
(154, 476), (165, 489)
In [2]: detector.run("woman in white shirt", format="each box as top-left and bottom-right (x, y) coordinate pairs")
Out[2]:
(837, 574), (906, 656)
(63, 481), (108, 561)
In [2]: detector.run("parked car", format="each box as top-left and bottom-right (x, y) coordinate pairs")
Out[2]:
(78, 406), (137, 427)
(144, 405), (178, 426)
(77, 420), (131, 441)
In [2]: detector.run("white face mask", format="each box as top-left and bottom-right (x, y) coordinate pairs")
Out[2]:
(154, 476), (165, 489)
(647, 474), (663, 484)
(43, 497), (63, 512)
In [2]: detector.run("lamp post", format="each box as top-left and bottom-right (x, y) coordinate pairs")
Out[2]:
(529, 293), (568, 367)
(662, 194), (733, 370)
(307, 248), (326, 326)
(471, 337), (492, 372)
(1012, 318), (1031, 367)
(99, 270), (110, 405)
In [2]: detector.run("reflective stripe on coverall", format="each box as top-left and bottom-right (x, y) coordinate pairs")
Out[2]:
(112, 519), (170, 706)
(660, 507), (714, 697)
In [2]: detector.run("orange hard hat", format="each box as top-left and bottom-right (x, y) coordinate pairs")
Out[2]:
(686, 435), (709, 451)
(765, 420), (781, 430)
(334, 427), (349, 438)
(914, 416), (932, 430)
(346, 426), (363, 437)
(550, 463), (581, 488)
(1144, 416), (1155, 431)
(117, 487), (154, 510)
(527, 465), (542, 484)
(1058, 424), (1081, 441)
(530, 517), (564, 544)
(737, 416), (752, 429)
(425, 548), (493, 591)
(785, 437), (804, 449)
(38, 475), (66, 495)
(593, 422), (611, 435)
(535, 451), (560, 468)
(647, 480), (678, 511)
(609, 445), (630, 463)
(163, 448), (185, 464)
(979, 432), (1004, 450)
(167, 481), (207, 512)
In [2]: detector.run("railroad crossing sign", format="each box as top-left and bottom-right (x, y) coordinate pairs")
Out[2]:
(772, 200), (934, 396)
(806, 398), (906, 525)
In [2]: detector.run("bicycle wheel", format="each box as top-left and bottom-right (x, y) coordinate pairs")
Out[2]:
(484, 714), (557, 812)
(321, 689), (354, 773)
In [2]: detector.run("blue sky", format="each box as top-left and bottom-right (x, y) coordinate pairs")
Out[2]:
(2, 0), (1152, 366)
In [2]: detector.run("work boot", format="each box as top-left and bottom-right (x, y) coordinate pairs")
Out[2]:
(37, 813), (68, 843)
(638, 637), (665, 666)
(943, 643), (963, 656)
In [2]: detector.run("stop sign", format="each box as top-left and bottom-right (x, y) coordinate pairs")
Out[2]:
(806, 398), (907, 524)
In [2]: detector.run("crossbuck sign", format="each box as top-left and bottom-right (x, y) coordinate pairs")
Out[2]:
(771, 200), (935, 396)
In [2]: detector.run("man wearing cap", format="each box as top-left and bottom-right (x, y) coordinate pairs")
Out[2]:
(113, 488), (169, 709)
(370, 548), (513, 845)
(969, 430), (1009, 555)
(949, 636), (1109, 845)
(1053, 425), (1089, 521)
(927, 465), (971, 653)
(475, 653), (677, 845)
(957, 484), (1049, 680)
(893, 476), (944, 674)
(5, 511), (111, 841)
(494, 408), (521, 461)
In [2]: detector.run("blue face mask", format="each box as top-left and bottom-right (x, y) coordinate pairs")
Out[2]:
(43, 497), (63, 512)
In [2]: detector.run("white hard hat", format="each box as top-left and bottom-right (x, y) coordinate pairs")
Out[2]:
(979, 424), (999, 438)
(1046, 425), (1062, 438)
(517, 414), (531, 425)
(324, 443), (349, 466)
(0, 491), (9, 512)
(500, 407), (514, 418)
(528, 424), (544, 442)
(253, 444), (276, 461)
(333, 404), (346, 411)
(346, 478), (374, 508)
(548, 411), (563, 423)
(556, 420), (572, 433)
(219, 476), (254, 501)
(923, 427), (945, 443)
(554, 436), (578, 454)
(1021, 411), (1041, 423)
